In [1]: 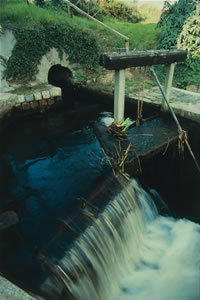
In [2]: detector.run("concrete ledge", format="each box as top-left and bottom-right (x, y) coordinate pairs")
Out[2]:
(0, 276), (36, 300)
(0, 85), (62, 122)
(128, 86), (200, 124)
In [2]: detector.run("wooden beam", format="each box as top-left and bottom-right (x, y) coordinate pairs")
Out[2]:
(100, 49), (187, 70)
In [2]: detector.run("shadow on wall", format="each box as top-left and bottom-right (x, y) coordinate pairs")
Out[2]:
(48, 64), (75, 108)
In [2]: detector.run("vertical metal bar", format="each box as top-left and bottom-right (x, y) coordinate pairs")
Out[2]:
(114, 69), (125, 123)
(162, 63), (175, 111)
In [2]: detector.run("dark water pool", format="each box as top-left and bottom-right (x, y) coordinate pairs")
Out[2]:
(0, 106), (113, 295)
(0, 105), (199, 297)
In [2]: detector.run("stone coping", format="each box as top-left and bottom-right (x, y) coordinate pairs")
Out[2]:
(0, 85), (62, 120)
(128, 86), (200, 124)
(0, 84), (61, 105)
(0, 276), (36, 300)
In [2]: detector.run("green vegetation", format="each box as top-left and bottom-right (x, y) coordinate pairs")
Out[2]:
(176, 5), (200, 88)
(34, 0), (145, 23)
(0, 1), (71, 26)
(0, 0), (161, 84)
(157, 0), (196, 49)
(156, 0), (199, 89)
(4, 21), (100, 81)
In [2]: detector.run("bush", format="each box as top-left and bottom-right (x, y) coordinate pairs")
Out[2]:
(156, 0), (199, 88)
(157, 0), (196, 49)
(97, 0), (145, 23)
(39, 0), (145, 24)
(177, 5), (200, 60)
(176, 5), (200, 86)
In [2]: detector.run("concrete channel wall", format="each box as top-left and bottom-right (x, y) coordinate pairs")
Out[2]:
(0, 85), (62, 132)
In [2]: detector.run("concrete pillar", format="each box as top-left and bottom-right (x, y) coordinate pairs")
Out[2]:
(114, 69), (125, 123)
(162, 63), (175, 111)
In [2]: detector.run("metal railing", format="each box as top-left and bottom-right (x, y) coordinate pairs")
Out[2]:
(63, 0), (129, 51)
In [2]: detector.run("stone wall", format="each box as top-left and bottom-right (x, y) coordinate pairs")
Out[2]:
(0, 28), (16, 93)
(0, 85), (62, 134)
(0, 28), (81, 125)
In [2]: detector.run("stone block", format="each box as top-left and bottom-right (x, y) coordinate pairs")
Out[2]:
(14, 103), (22, 111)
(30, 101), (39, 110)
(17, 95), (25, 103)
(42, 90), (50, 99)
(34, 92), (42, 101)
(48, 98), (55, 106)
(50, 87), (61, 97)
(22, 103), (30, 110)
(25, 94), (34, 102)
(40, 99), (48, 107)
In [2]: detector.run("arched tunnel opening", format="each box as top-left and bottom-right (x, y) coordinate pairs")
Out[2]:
(48, 64), (75, 108)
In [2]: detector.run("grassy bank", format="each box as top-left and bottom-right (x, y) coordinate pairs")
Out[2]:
(0, 2), (161, 51)
(0, 1), (161, 91)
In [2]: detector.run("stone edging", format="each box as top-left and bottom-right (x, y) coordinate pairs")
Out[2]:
(0, 85), (62, 120)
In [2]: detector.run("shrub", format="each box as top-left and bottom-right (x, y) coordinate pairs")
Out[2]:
(157, 0), (196, 49)
(40, 0), (145, 23)
(177, 5), (200, 60)
(97, 0), (145, 23)
(176, 5), (200, 86)
(156, 0), (199, 88)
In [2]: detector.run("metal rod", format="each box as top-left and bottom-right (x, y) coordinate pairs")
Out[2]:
(150, 66), (200, 174)
(63, 0), (129, 50)
(150, 66), (182, 131)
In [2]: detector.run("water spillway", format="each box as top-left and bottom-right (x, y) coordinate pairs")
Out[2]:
(0, 108), (199, 299)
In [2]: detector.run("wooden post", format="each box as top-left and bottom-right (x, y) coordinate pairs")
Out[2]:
(162, 63), (175, 111)
(114, 69), (125, 123)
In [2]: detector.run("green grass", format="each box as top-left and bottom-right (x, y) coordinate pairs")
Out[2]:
(0, 2), (161, 51)
(0, 2), (69, 26)
(0, 2), (162, 90)
(69, 16), (161, 51)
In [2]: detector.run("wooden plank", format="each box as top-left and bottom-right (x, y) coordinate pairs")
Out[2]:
(100, 49), (187, 70)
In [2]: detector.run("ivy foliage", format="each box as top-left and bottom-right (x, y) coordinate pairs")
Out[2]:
(177, 5), (200, 60)
(176, 5), (200, 86)
(156, 0), (196, 49)
(3, 21), (102, 81)
(156, 0), (199, 88)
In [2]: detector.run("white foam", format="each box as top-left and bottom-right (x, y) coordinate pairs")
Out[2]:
(115, 216), (200, 300)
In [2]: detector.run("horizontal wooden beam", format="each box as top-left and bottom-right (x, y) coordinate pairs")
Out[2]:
(100, 49), (187, 70)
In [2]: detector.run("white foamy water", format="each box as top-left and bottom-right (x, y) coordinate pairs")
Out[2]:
(41, 178), (200, 300)
(115, 216), (200, 300)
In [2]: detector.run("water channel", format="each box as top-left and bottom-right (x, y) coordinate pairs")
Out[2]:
(0, 101), (199, 299)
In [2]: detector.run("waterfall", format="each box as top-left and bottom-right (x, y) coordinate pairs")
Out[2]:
(40, 178), (200, 300)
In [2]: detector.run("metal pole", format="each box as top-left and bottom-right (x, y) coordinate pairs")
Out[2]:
(150, 66), (200, 174)
(150, 66), (182, 131)
(63, 0), (129, 45)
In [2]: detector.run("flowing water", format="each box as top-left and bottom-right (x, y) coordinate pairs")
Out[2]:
(39, 179), (200, 300)
(0, 108), (199, 299)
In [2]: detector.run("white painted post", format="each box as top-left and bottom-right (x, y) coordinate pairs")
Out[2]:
(162, 63), (175, 111)
(114, 69), (125, 123)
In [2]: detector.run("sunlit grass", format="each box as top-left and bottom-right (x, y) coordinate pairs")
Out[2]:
(0, 2), (69, 26)
(70, 16), (161, 51)
(0, 2), (161, 51)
